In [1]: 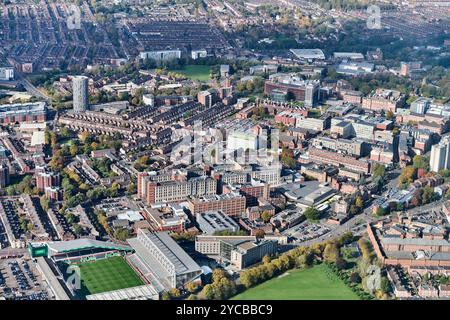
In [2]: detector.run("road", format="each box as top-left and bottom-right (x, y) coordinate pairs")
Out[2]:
(6, 58), (50, 102)
(18, 76), (50, 103)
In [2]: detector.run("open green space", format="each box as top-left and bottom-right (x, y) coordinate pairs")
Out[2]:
(171, 65), (211, 81)
(77, 256), (144, 295)
(232, 264), (359, 300)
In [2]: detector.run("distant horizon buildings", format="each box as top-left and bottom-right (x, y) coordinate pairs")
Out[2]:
(0, 67), (14, 81)
(290, 49), (325, 61)
(139, 50), (182, 61)
(430, 137), (450, 172)
(72, 76), (89, 113)
(264, 75), (320, 105)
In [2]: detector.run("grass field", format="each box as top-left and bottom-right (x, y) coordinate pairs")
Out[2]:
(232, 264), (360, 300)
(171, 65), (211, 81)
(77, 256), (144, 295)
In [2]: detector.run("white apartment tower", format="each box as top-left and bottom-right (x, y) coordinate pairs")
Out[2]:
(430, 137), (450, 172)
(72, 76), (89, 112)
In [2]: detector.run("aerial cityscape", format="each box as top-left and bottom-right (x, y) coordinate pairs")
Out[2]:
(0, 0), (449, 305)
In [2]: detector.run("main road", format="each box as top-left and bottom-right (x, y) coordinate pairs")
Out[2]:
(6, 58), (50, 103)
(18, 74), (50, 103)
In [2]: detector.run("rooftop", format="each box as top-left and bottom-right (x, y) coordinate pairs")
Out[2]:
(46, 239), (133, 254)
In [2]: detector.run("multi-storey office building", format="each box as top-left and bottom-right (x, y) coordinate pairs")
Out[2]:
(138, 174), (217, 204)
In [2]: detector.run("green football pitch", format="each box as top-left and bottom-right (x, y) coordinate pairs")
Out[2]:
(77, 256), (144, 295)
(232, 264), (360, 300)
(171, 65), (211, 81)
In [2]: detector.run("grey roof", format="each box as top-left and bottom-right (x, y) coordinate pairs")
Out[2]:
(429, 252), (450, 261)
(386, 250), (450, 261)
(86, 284), (159, 300)
(290, 49), (325, 60)
(128, 230), (201, 275)
(36, 257), (70, 300)
(381, 237), (450, 247)
(127, 237), (171, 283)
(47, 239), (133, 254)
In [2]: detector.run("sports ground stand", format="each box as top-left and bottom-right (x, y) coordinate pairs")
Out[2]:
(85, 284), (159, 300)
(28, 231), (203, 300)
(126, 229), (202, 291)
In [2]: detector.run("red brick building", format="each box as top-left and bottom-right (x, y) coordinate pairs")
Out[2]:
(187, 193), (246, 217)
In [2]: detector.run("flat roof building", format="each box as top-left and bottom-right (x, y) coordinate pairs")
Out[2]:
(194, 235), (277, 269)
(197, 211), (240, 234)
(0, 102), (46, 124)
(290, 49), (325, 61)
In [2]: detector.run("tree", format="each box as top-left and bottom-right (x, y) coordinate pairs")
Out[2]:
(200, 284), (215, 300)
(186, 282), (199, 294)
(114, 228), (131, 241)
(168, 288), (181, 298)
(304, 207), (320, 222)
(380, 277), (390, 294)
(262, 254), (271, 264)
(350, 272), (362, 284)
(240, 270), (257, 289)
(375, 207), (387, 217)
(60, 126), (70, 138)
(126, 182), (137, 195)
(323, 242), (340, 262)
(69, 144), (78, 157)
(357, 238), (374, 261)
(212, 269), (228, 284)
(386, 110), (394, 120)
(73, 224), (83, 236)
(138, 155), (150, 167)
(335, 257), (348, 270)
(44, 129), (52, 145)
(80, 132), (92, 144)
(295, 253), (314, 268)
(412, 155), (429, 171)
(446, 187), (450, 199)
(355, 196), (364, 209)
(161, 292), (171, 300)
(372, 163), (386, 180)
(398, 166), (416, 186)
(261, 211), (272, 223)
(280, 147), (296, 169)
(49, 149), (65, 171)
(255, 229), (266, 238)
(421, 186), (437, 204)
(39, 196), (50, 212)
